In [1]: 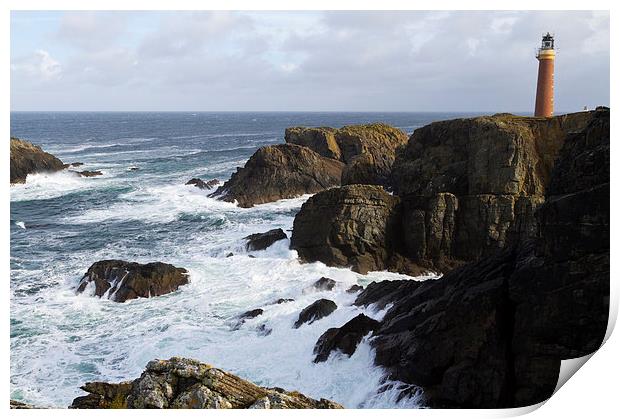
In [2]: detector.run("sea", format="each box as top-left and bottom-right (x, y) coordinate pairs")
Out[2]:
(9, 111), (477, 408)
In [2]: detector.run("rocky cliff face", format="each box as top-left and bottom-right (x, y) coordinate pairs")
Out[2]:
(353, 107), (609, 408)
(390, 112), (594, 269)
(211, 144), (344, 208)
(286, 123), (408, 186)
(10, 137), (65, 184)
(70, 357), (342, 409)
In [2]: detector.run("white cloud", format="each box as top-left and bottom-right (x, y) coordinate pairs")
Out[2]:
(11, 49), (62, 81)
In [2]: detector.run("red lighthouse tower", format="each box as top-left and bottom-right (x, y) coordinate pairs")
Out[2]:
(534, 33), (555, 117)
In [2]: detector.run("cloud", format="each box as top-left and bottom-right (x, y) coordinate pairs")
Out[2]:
(11, 49), (62, 81)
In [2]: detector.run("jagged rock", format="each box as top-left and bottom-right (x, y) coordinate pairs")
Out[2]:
(244, 229), (287, 251)
(294, 299), (337, 328)
(390, 111), (594, 269)
(211, 144), (344, 208)
(290, 185), (403, 274)
(70, 357), (343, 409)
(273, 298), (294, 304)
(75, 170), (103, 177)
(240, 309), (263, 320)
(361, 108), (609, 408)
(286, 123), (408, 186)
(313, 314), (380, 362)
(313, 277), (336, 291)
(10, 137), (65, 184)
(346, 284), (363, 293)
(226, 253), (234, 257)
(76, 260), (189, 302)
(186, 178), (218, 189)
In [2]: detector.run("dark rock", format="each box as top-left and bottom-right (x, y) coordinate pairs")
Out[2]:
(313, 277), (336, 291)
(244, 228), (287, 251)
(248, 255), (256, 259)
(257, 324), (272, 336)
(346, 284), (363, 293)
(286, 123), (409, 187)
(294, 299), (337, 328)
(273, 298), (294, 304)
(76, 260), (189, 303)
(186, 178), (218, 189)
(226, 252), (234, 257)
(71, 357), (343, 409)
(128, 167), (139, 171)
(290, 185), (405, 274)
(365, 109), (609, 408)
(10, 400), (35, 409)
(71, 162), (84, 167)
(313, 314), (380, 362)
(211, 144), (345, 208)
(240, 309), (263, 320)
(10, 137), (65, 184)
(75, 170), (103, 177)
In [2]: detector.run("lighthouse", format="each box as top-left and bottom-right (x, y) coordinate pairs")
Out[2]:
(534, 33), (555, 117)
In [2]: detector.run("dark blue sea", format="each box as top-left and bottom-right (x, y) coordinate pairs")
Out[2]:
(10, 111), (477, 408)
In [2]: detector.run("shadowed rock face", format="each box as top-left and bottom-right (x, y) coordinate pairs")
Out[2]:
(313, 314), (380, 363)
(76, 260), (189, 302)
(286, 123), (408, 187)
(355, 108), (609, 408)
(290, 185), (402, 274)
(244, 228), (287, 251)
(70, 357), (343, 409)
(10, 138), (65, 184)
(211, 144), (344, 208)
(293, 299), (337, 328)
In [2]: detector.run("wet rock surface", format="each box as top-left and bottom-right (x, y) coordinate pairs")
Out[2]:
(75, 170), (103, 177)
(186, 178), (219, 189)
(244, 228), (287, 251)
(294, 299), (338, 328)
(76, 260), (189, 302)
(313, 277), (336, 291)
(313, 314), (380, 362)
(10, 137), (65, 184)
(70, 357), (342, 409)
(211, 144), (344, 208)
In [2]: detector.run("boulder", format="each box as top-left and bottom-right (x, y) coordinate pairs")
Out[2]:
(359, 108), (609, 408)
(186, 178), (219, 189)
(10, 137), (65, 184)
(313, 277), (336, 291)
(240, 309), (263, 320)
(273, 298), (294, 304)
(211, 144), (344, 208)
(286, 123), (408, 187)
(76, 260), (189, 302)
(244, 228), (287, 251)
(70, 357), (342, 409)
(293, 299), (337, 328)
(313, 314), (380, 362)
(290, 185), (403, 274)
(346, 284), (363, 294)
(75, 170), (103, 177)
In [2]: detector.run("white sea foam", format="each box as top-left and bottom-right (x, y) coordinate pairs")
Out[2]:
(10, 171), (112, 202)
(15, 221), (26, 229)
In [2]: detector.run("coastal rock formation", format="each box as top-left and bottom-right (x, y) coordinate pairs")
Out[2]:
(186, 178), (219, 189)
(286, 123), (408, 186)
(294, 299), (337, 328)
(10, 137), (65, 184)
(75, 170), (103, 178)
(244, 228), (287, 251)
(70, 357), (342, 409)
(313, 277), (336, 291)
(290, 185), (402, 274)
(390, 111), (594, 269)
(355, 108), (609, 408)
(212, 144), (344, 208)
(313, 314), (380, 362)
(76, 260), (189, 302)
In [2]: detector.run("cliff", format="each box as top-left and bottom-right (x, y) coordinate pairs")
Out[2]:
(10, 137), (65, 184)
(70, 357), (343, 409)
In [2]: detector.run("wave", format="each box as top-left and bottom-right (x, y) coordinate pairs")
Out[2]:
(10, 171), (113, 203)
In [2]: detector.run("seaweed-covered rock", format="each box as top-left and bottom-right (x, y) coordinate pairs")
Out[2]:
(70, 357), (342, 409)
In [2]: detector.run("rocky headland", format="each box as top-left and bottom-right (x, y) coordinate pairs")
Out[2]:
(10, 137), (65, 184)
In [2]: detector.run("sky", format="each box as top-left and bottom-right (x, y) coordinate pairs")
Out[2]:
(10, 10), (610, 112)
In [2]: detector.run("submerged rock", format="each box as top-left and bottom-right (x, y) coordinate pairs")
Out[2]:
(76, 260), (189, 302)
(313, 277), (336, 291)
(211, 144), (344, 208)
(273, 298), (294, 304)
(294, 299), (337, 328)
(10, 137), (65, 184)
(70, 357), (343, 409)
(186, 177), (219, 189)
(313, 314), (380, 362)
(244, 228), (287, 251)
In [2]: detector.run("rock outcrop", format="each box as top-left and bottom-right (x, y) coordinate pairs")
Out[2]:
(390, 111), (594, 270)
(70, 357), (342, 409)
(313, 314), (380, 362)
(354, 107), (609, 408)
(294, 299), (337, 328)
(244, 228), (287, 251)
(76, 260), (189, 302)
(212, 144), (344, 208)
(186, 178), (219, 189)
(313, 277), (336, 291)
(75, 170), (103, 178)
(290, 185), (404, 274)
(286, 123), (408, 186)
(10, 137), (65, 184)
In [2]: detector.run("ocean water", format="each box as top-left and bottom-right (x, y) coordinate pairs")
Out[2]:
(10, 112), (475, 408)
